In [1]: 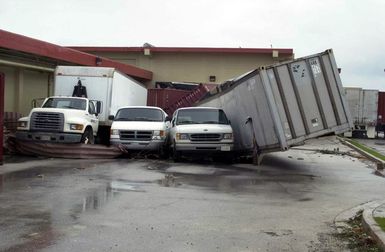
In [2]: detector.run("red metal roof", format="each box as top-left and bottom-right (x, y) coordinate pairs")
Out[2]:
(69, 46), (294, 55)
(0, 29), (152, 81)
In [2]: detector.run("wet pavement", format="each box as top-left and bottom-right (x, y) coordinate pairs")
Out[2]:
(0, 136), (385, 251)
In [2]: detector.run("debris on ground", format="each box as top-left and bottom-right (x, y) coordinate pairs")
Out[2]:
(336, 210), (381, 252)
(6, 136), (126, 159)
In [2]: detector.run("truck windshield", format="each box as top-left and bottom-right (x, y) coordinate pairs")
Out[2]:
(42, 98), (87, 110)
(176, 109), (229, 125)
(114, 108), (164, 122)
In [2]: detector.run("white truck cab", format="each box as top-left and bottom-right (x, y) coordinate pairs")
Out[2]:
(109, 106), (170, 155)
(16, 96), (101, 144)
(170, 107), (234, 161)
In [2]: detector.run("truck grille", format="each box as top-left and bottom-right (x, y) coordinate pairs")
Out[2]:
(31, 112), (64, 132)
(190, 133), (221, 142)
(120, 130), (152, 141)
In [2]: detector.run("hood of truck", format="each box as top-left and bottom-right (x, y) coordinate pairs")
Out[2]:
(30, 107), (87, 116)
(111, 121), (168, 131)
(175, 124), (233, 134)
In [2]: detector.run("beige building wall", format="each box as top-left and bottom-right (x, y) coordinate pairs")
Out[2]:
(0, 66), (51, 116)
(88, 51), (292, 87)
(0, 50), (293, 115)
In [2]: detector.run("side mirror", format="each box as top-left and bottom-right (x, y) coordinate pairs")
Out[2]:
(165, 116), (171, 122)
(108, 115), (115, 120)
(96, 101), (102, 114)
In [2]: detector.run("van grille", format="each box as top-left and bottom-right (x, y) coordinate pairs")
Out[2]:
(31, 112), (64, 132)
(190, 133), (221, 142)
(120, 130), (152, 141)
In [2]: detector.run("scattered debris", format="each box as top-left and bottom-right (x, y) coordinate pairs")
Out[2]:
(6, 136), (126, 159)
(336, 210), (381, 251)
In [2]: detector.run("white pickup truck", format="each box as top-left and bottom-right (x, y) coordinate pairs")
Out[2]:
(16, 96), (101, 144)
(169, 107), (234, 161)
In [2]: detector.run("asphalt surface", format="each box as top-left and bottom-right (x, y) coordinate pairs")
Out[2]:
(0, 137), (384, 252)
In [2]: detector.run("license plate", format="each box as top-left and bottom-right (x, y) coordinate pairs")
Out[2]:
(221, 145), (231, 151)
(40, 135), (50, 141)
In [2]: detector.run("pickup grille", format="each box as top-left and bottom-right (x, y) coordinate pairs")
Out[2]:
(30, 112), (64, 132)
(120, 130), (152, 141)
(190, 133), (222, 142)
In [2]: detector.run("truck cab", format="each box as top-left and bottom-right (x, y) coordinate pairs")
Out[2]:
(109, 106), (170, 155)
(16, 96), (101, 144)
(170, 107), (234, 161)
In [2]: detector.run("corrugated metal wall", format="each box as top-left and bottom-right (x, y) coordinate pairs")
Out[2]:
(147, 89), (191, 111)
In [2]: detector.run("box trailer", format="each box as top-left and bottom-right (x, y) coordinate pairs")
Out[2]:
(54, 66), (147, 125)
(344, 87), (378, 138)
(197, 49), (353, 156)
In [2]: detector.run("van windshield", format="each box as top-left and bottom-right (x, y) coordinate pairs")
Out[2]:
(114, 108), (164, 122)
(176, 109), (229, 125)
(42, 98), (87, 110)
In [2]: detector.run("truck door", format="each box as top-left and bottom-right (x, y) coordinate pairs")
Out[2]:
(87, 101), (99, 133)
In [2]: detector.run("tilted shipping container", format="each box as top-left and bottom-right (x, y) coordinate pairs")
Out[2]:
(197, 49), (353, 154)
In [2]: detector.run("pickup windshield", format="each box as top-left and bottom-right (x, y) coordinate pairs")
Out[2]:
(176, 109), (229, 125)
(42, 98), (87, 110)
(114, 108), (164, 122)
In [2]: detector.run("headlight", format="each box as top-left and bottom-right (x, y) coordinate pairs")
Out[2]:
(153, 130), (165, 137)
(176, 133), (189, 140)
(69, 124), (84, 131)
(223, 133), (233, 140)
(18, 121), (27, 128)
(111, 129), (119, 135)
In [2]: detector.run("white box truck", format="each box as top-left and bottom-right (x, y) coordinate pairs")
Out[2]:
(16, 66), (147, 144)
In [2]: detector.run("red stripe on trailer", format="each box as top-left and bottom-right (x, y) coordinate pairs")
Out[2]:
(0, 72), (4, 165)
(378, 92), (385, 125)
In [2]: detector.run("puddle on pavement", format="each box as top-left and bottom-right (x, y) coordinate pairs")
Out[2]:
(70, 180), (146, 220)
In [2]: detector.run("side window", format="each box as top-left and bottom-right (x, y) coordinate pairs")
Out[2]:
(88, 102), (96, 114)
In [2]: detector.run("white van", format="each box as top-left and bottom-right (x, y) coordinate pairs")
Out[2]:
(169, 107), (234, 161)
(109, 106), (170, 156)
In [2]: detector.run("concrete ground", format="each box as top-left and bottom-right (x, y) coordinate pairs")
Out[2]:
(0, 136), (384, 252)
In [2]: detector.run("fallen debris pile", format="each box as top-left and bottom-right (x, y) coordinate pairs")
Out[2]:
(6, 136), (126, 159)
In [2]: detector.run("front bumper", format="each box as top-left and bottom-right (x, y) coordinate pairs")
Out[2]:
(16, 131), (82, 143)
(110, 139), (165, 151)
(175, 142), (234, 152)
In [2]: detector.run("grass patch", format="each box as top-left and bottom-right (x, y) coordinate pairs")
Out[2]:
(374, 217), (385, 232)
(345, 138), (385, 161)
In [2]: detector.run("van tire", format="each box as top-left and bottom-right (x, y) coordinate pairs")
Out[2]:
(172, 142), (181, 162)
(81, 128), (94, 144)
(159, 145), (169, 159)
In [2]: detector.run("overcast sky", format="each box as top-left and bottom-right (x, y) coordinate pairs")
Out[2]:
(1, 0), (384, 89)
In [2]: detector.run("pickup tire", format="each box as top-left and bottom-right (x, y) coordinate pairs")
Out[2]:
(81, 128), (94, 144)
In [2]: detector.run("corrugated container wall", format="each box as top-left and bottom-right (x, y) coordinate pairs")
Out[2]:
(197, 49), (353, 153)
(147, 89), (191, 112)
(344, 88), (378, 126)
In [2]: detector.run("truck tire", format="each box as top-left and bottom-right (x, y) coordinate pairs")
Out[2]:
(81, 128), (94, 144)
